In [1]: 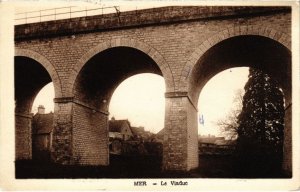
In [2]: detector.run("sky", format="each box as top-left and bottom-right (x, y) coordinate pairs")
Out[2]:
(32, 68), (249, 135)
(109, 74), (165, 133)
(198, 67), (249, 136)
(13, 0), (209, 25)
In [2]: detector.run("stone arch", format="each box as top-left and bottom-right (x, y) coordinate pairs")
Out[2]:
(14, 48), (62, 161)
(61, 38), (173, 166)
(179, 25), (291, 92)
(68, 38), (174, 95)
(181, 25), (292, 176)
(15, 48), (62, 98)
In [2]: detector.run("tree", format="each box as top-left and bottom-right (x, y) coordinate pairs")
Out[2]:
(216, 89), (243, 140)
(236, 68), (285, 176)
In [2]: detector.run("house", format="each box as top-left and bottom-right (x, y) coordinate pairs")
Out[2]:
(131, 126), (153, 142)
(108, 117), (133, 141)
(198, 135), (236, 155)
(32, 105), (53, 161)
(198, 135), (219, 155)
(108, 117), (134, 154)
(154, 128), (165, 143)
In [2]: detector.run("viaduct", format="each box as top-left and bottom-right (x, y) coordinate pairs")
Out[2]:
(14, 6), (292, 176)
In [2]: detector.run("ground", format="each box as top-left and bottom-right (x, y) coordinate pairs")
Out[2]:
(15, 154), (289, 179)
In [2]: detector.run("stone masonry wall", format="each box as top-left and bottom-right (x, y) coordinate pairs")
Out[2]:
(15, 114), (32, 160)
(52, 101), (73, 164)
(163, 96), (188, 171)
(72, 103), (109, 165)
(186, 97), (199, 170)
(163, 96), (199, 171)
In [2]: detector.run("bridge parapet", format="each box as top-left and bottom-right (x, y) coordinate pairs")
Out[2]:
(15, 6), (290, 40)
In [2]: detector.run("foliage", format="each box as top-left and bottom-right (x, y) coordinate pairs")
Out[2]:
(237, 68), (284, 151)
(236, 68), (284, 174)
(216, 89), (243, 140)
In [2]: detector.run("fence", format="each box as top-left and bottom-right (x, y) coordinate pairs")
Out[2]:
(15, 6), (120, 25)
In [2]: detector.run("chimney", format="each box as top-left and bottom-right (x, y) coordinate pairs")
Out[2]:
(38, 105), (45, 114)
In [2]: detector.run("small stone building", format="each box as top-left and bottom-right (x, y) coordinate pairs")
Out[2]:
(108, 118), (134, 154)
(32, 105), (53, 161)
(198, 135), (236, 155)
(108, 117), (133, 141)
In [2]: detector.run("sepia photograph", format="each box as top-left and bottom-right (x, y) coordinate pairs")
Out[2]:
(0, 0), (299, 190)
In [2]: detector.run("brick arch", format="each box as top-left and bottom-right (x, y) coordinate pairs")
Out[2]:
(69, 38), (174, 94)
(15, 48), (62, 97)
(179, 25), (291, 91)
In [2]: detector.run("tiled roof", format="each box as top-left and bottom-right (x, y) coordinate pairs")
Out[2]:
(215, 139), (237, 146)
(156, 128), (165, 139)
(131, 126), (145, 136)
(130, 127), (139, 135)
(32, 112), (54, 134)
(198, 136), (225, 144)
(109, 120), (130, 132)
(131, 127), (154, 139)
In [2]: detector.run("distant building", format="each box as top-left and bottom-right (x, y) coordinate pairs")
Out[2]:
(32, 105), (53, 161)
(131, 126), (153, 142)
(198, 135), (236, 155)
(154, 128), (165, 143)
(108, 117), (133, 141)
(108, 117), (134, 154)
(108, 118), (161, 155)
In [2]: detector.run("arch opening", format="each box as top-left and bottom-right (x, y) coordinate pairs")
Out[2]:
(31, 82), (55, 114)
(109, 73), (165, 134)
(30, 83), (55, 162)
(190, 35), (291, 176)
(197, 67), (249, 138)
(108, 73), (165, 166)
(15, 56), (53, 161)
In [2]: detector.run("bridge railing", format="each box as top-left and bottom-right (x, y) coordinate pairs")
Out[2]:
(15, 6), (120, 25)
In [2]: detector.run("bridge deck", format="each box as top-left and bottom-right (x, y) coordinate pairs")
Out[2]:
(15, 6), (290, 40)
